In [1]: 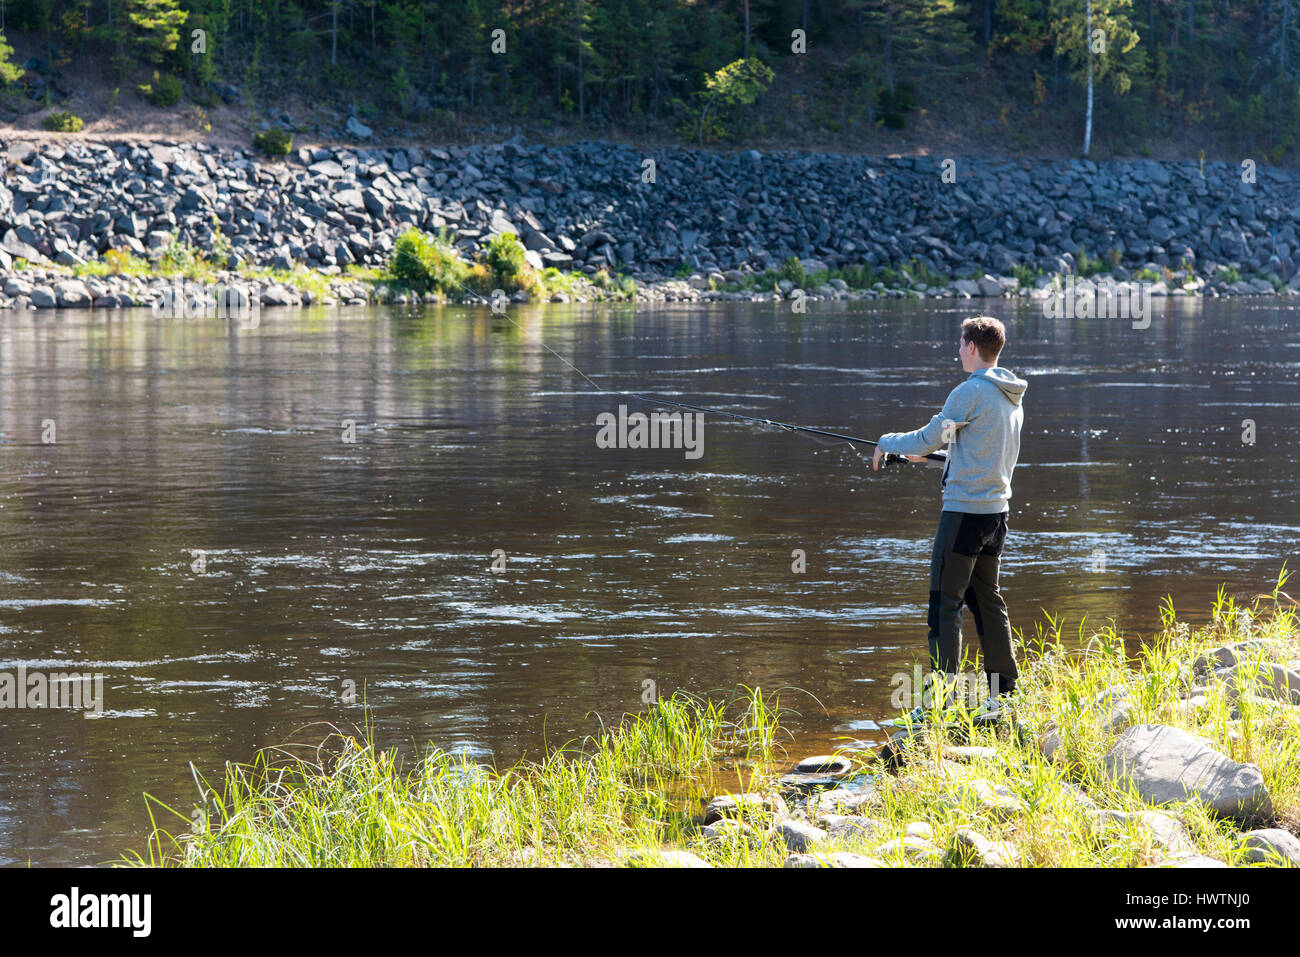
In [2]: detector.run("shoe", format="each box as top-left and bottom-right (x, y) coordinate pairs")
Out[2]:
(881, 703), (964, 729)
(970, 692), (1015, 726)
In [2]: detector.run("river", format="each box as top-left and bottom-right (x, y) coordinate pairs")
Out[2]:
(0, 296), (1296, 865)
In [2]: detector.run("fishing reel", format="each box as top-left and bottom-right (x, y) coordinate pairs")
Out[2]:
(879, 452), (910, 468)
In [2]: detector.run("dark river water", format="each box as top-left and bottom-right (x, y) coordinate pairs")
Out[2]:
(0, 297), (1297, 866)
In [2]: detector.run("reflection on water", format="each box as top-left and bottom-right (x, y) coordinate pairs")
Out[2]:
(0, 297), (1297, 865)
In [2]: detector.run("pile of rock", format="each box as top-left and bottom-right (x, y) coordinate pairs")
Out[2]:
(6, 136), (1300, 309)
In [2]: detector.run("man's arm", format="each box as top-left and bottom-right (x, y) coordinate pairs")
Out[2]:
(876, 383), (975, 457)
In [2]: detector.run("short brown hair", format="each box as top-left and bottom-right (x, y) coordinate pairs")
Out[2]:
(961, 316), (1006, 362)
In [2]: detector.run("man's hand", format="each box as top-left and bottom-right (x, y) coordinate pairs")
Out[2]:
(873, 446), (928, 470)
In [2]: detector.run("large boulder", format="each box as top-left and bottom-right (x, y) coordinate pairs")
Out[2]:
(1101, 724), (1272, 823)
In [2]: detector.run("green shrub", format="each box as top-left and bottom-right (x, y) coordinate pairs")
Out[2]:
(252, 127), (293, 157)
(42, 110), (84, 132)
(484, 232), (529, 290)
(388, 228), (468, 293)
(777, 256), (807, 288)
(138, 71), (182, 107)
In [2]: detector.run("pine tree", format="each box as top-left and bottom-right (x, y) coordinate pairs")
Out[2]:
(860, 0), (974, 105)
(124, 0), (188, 63)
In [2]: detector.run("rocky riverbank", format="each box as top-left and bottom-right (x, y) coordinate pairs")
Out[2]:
(6, 136), (1300, 311)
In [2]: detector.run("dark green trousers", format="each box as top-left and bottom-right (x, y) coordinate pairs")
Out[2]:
(927, 510), (1017, 696)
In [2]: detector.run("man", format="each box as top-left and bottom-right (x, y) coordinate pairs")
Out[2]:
(872, 316), (1028, 724)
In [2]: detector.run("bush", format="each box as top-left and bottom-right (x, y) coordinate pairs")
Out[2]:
(484, 232), (529, 290)
(777, 256), (807, 288)
(252, 127), (293, 157)
(138, 71), (182, 107)
(42, 110), (84, 132)
(388, 228), (468, 293)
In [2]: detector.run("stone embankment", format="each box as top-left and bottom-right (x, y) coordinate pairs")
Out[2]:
(4, 136), (1300, 309)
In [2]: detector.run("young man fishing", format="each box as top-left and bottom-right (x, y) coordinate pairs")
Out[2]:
(871, 316), (1028, 725)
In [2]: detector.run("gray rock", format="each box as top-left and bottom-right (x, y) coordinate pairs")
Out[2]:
(1101, 724), (1273, 823)
(945, 778), (1027, 820)
(793, 754), (853, 776)
(30, 286), (57, 308)
(260, 285), (297, 307)
(345, 116), (373, 139)
(309, 160), (347, 179)
(625, 848), (712, 868)
(1213, 662), (1300, 705)
(1237, 828), (1300, 866)
(334, 189), (364, 210)
(700, 818), (762, 848)
(702, 792), (786, 824)
(773, 819), (827, 853)
(1087, 809), (1196, 855)
(949, 828), (1017, 867)
(819, 815), (885, 845)
(53, 279), (92, 307)
(872, 835), (941, 862)
(807, 786), (879, 815)
(2, 229), (42, 262)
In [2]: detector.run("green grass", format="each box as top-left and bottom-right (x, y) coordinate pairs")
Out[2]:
(124, 687), (790, 867)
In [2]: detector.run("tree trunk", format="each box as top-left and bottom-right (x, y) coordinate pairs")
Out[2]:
(985, 0), (993, 46)
(331, 2), (338, 66)
(744, 0), (751, 59)
(1083, 0), (1093, 157)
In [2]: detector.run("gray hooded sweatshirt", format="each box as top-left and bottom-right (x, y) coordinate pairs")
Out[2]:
(878, 367), (1028, 514)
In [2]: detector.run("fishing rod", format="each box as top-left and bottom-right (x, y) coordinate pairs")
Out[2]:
(618, 391), (949, 468)
(436, 277), (946, 468)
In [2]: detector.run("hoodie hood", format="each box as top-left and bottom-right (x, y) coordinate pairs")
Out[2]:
(971, 367), (1028, 407)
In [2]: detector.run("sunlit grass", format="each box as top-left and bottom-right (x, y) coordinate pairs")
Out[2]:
(124, 687), (791, 868)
